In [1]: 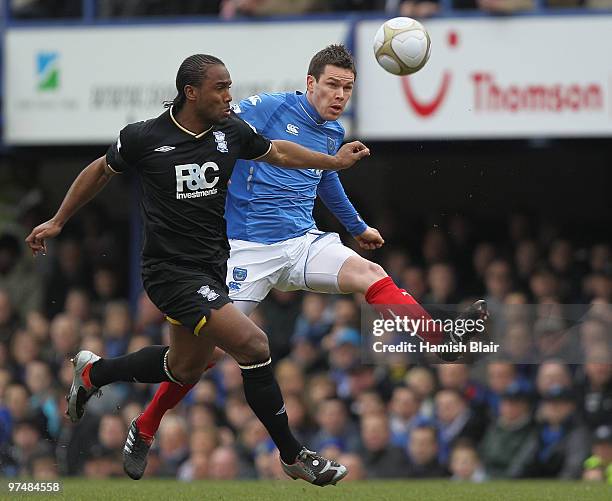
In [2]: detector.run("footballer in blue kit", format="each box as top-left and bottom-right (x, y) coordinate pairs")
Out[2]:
(225, 45), (386, 315)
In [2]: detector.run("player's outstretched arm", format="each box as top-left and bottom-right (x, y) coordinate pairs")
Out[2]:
(262, 139), (370, 171)
(25, 156), (115, 255)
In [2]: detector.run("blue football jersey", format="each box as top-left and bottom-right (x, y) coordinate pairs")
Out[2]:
(226, 91), (366, 244)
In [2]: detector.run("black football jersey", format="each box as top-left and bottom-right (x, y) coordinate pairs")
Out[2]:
(106, 107), (271, 270)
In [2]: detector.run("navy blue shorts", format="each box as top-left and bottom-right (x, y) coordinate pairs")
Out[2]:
(142, 262), (232, 335)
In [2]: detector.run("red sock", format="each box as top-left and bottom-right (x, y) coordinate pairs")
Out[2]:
(136, 382), (194, 440)
(365, 276), (442, 344)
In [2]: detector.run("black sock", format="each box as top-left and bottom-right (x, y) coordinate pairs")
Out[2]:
(241, 361), (302, 464)
(89, 346), (171, 387)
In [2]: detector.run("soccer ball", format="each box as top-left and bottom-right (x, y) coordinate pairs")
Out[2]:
(373, 17), (431, 76)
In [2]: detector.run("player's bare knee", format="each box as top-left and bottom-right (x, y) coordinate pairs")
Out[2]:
(243, 330), (270, 362)
(167, 356), (203, 385)
(365, 261), (387, 282)
(172, 365), (202, 385)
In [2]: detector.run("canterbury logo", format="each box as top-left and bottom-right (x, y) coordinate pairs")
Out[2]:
(275, 404), (286, 415)
(155, 145), (175, 152)
(286, 123), (299, 136)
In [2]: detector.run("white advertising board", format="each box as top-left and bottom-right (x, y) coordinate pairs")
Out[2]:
(356, 16), (612, 139)
(4, 22), (349, 144)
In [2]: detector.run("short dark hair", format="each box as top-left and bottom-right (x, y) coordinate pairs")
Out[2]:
(165, 54), (225, 110)
(307, 44), (356, 81)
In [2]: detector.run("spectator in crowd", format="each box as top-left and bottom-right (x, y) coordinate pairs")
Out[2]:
(449, 440), (487, 482)
(390, 0), (439, 18)
(388, 385), (423, 447)
(526, 386), (590, 479)
(435, 389), (485, 464)
(479, 383), (537, 478)
(312, 398), (360, 453)
(533, 317), (578, 361)
(102, 301), (132, 358)
(259, 289), (302, 359)
(484, 260), (514, 322)
(292, 293), (333, 347)
(424, 263), (459, 304)
(134, 292), (164, 342)
(304, 373), (337, 417)
(44, 238), (91, 318)
(48, 314), (80, 373)
(235, 418), (267, 477)
(157, 415), (190, 477)
(25, 360), (60, 438)
(31, 452), (60, 479)
(0, 289), (20, 345)
(535, 360), (572, 397)
(219, 0), (323, 18)
(582, 425), (612, 484)
(577, 355), (612, 431)
(92, 266), (122, 313)
(1, 418), (53, 476)
(208, 446), (240, 480)
(400, 266), (427, 302)
(99, 0), (223, 18)
(530, 268), (560, 303)
(327, 328), (362, 399)
(328, 0), (387, 12)
(589, 244), (610, 274)
(404, 367), (436, 419)
(500, 322), (536, 366)
(453, 0), (534, 12)
(353, 389), (386, 419)
(470, 243), (496, 296)
(86, 413), (126, 477)
(406, 425), (447, 478)
(437, 364), (488, 415)
(284, 394), (313, 443)
(178, 451), (209, 481)
(10, 0), (81, 18)
(0, 233), (42, 319)
(359, 413), (409, 478)
(485, 360), (525, 416)
(514, 240), (540, 294)
(64, 288), (93, 324)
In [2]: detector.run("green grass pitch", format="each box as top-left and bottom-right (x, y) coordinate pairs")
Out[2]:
(3, 479), (610, 500)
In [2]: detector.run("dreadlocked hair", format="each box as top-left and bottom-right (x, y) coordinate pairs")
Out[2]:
(164, 54), (225, 110)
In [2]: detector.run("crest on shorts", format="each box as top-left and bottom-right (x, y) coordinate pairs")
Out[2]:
(233, 267), (248, 282)
(197, 285), (220, 301)
(213, 131), (228, 153)
(327, 137), (336, 154)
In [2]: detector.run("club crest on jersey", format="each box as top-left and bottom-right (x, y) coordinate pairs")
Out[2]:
(213, 131), (228, 153)
(197, 285), (220, 302)
(233, 267), (248, 282)
(327, 137), (336, 154)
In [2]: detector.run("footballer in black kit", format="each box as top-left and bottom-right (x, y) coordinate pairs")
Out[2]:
(106, 107), (271, 334)
(27, 54), (370, 486)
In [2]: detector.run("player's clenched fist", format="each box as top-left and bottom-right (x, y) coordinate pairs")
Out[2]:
(334, 141), (370, 170)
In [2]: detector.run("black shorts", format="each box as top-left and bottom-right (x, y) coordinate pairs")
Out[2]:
(142, 262), (232, 335)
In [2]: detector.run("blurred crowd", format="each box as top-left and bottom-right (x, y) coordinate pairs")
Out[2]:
(0, 196), (610, 483)
(9, 0), (612, 20)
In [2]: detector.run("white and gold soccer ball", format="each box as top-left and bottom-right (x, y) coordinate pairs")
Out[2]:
(373, 17), (431, 76)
